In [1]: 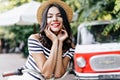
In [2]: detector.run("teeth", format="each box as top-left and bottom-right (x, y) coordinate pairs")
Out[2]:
(52, 24), (59, 26)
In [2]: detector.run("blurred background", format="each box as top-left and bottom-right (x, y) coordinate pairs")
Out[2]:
(0, 0), (120, 80)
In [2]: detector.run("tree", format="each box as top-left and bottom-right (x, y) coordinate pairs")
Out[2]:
(0, 0), (31, 13)
(66, 0), (120, 42)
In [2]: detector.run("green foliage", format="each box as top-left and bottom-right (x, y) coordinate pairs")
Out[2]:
(5, 24), (39, 57)
(66, 0), (120, 39)
(0, 0), (31, 13)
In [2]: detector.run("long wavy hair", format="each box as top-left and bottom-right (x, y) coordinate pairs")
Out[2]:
(39, 4), (74, 53)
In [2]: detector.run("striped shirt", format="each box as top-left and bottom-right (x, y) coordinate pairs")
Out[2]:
(24, 37), (75, 80)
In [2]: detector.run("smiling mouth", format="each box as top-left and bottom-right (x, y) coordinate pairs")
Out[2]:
(51, 23), (60, 28)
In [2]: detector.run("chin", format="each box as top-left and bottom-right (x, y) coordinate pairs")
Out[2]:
(52, 29), (60, 32)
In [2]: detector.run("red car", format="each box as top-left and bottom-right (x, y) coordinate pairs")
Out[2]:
(74, 20), (120, 79)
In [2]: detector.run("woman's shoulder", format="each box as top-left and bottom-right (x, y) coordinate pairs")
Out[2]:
(29, 33), (40, 40)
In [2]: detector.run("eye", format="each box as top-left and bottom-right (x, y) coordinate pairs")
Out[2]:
(57, 14), (62, 17)
(47, 15), (52, 18)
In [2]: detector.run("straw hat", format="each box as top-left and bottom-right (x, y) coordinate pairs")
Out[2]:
(37, 0), (73, 24)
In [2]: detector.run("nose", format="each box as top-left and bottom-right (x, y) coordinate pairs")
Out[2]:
(52, 15), (57, 21)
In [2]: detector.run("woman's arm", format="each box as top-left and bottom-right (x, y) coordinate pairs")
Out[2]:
(54, 41), (70, 78)
(30, 34), (59, 79)
(54, 29), (70, 78)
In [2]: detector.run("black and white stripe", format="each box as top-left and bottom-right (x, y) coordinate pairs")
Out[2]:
(24, 37), (75, 79)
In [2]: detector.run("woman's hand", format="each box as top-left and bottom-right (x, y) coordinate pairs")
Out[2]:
(58, 29), (68, 42)
(44, 26), (58, 42)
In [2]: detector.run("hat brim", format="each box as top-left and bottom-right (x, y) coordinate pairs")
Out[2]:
(37, 0), (73, 24)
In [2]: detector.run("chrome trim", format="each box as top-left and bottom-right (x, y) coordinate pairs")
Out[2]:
(75, 71), (120, 79)
(90, 54), (120, 71)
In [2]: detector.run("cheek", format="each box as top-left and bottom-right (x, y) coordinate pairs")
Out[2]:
(60, 19), (63, 26)
(59, 18), (63, 23)
(47, 19), (51, 24)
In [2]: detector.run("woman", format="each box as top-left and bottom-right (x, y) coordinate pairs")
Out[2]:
(8, 0), (74, 79)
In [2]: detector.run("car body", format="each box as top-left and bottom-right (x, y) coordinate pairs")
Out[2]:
(74, 20), (120, 79)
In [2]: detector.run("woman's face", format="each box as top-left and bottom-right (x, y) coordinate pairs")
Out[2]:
(47, 6), (63, 34)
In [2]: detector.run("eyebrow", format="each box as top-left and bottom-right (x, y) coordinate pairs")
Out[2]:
(47, 13), (61, 15)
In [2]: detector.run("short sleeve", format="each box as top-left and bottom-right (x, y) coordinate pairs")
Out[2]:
(63, 48), (75, 59)
(28, 37), (43, 54)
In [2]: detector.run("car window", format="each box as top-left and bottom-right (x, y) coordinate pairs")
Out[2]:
(79, 23), (120, 45)
(89, 24), (120, 43)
